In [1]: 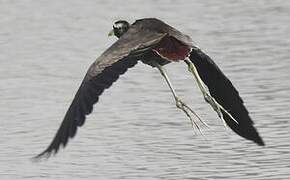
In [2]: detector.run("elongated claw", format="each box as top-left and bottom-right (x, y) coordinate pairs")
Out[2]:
(175, 97), (210, 135)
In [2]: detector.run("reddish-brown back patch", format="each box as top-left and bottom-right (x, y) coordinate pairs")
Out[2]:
(153, 36), (191, 61)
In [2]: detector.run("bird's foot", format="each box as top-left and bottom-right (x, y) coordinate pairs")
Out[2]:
(207, 91), (238, 125)
(201, 85), (239, 128)
(175, 97), (210, 134)
(203, 92), (230, 129)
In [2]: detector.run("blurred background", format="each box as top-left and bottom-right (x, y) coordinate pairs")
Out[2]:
(1, 0), (290, 179)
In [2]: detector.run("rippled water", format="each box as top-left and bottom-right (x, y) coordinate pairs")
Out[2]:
(1, 0), (290, 179)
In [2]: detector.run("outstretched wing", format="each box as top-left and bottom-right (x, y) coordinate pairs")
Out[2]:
(189, 49), (264, 146)
(35, 24), (167, 159)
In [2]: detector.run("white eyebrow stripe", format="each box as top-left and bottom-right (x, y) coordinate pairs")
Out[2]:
(114, 23), (123, 29)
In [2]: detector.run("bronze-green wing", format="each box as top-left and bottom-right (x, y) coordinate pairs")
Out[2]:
(189, 49), (264, 146)
(35, 22), (168, 159)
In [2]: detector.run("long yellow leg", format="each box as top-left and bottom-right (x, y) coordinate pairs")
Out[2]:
(154, 62), (209, 133)
(184, 58), (238, 127)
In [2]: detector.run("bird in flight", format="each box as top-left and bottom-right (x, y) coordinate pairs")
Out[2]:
(35, 18), (264, 159)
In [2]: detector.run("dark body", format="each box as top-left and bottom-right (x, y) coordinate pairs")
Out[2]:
(35, 18), (264, 159)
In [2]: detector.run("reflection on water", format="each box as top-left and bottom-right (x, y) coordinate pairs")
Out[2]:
(1, 0), (290, 179)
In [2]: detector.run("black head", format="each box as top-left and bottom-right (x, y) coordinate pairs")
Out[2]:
(108, 20), (130, 38)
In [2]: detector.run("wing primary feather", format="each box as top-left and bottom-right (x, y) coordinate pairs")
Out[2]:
(34, 57), (138, 160)
(189, 49), (265, 146)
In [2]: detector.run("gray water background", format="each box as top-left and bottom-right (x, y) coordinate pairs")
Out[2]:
(1, 0), (290, 179)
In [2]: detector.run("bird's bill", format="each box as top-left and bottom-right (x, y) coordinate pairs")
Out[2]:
(108, 29), (114, 36)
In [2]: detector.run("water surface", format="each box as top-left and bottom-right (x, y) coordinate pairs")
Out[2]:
(1, 0), (290, 179)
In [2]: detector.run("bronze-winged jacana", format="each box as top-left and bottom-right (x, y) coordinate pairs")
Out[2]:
(35, 18), (264, 159)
